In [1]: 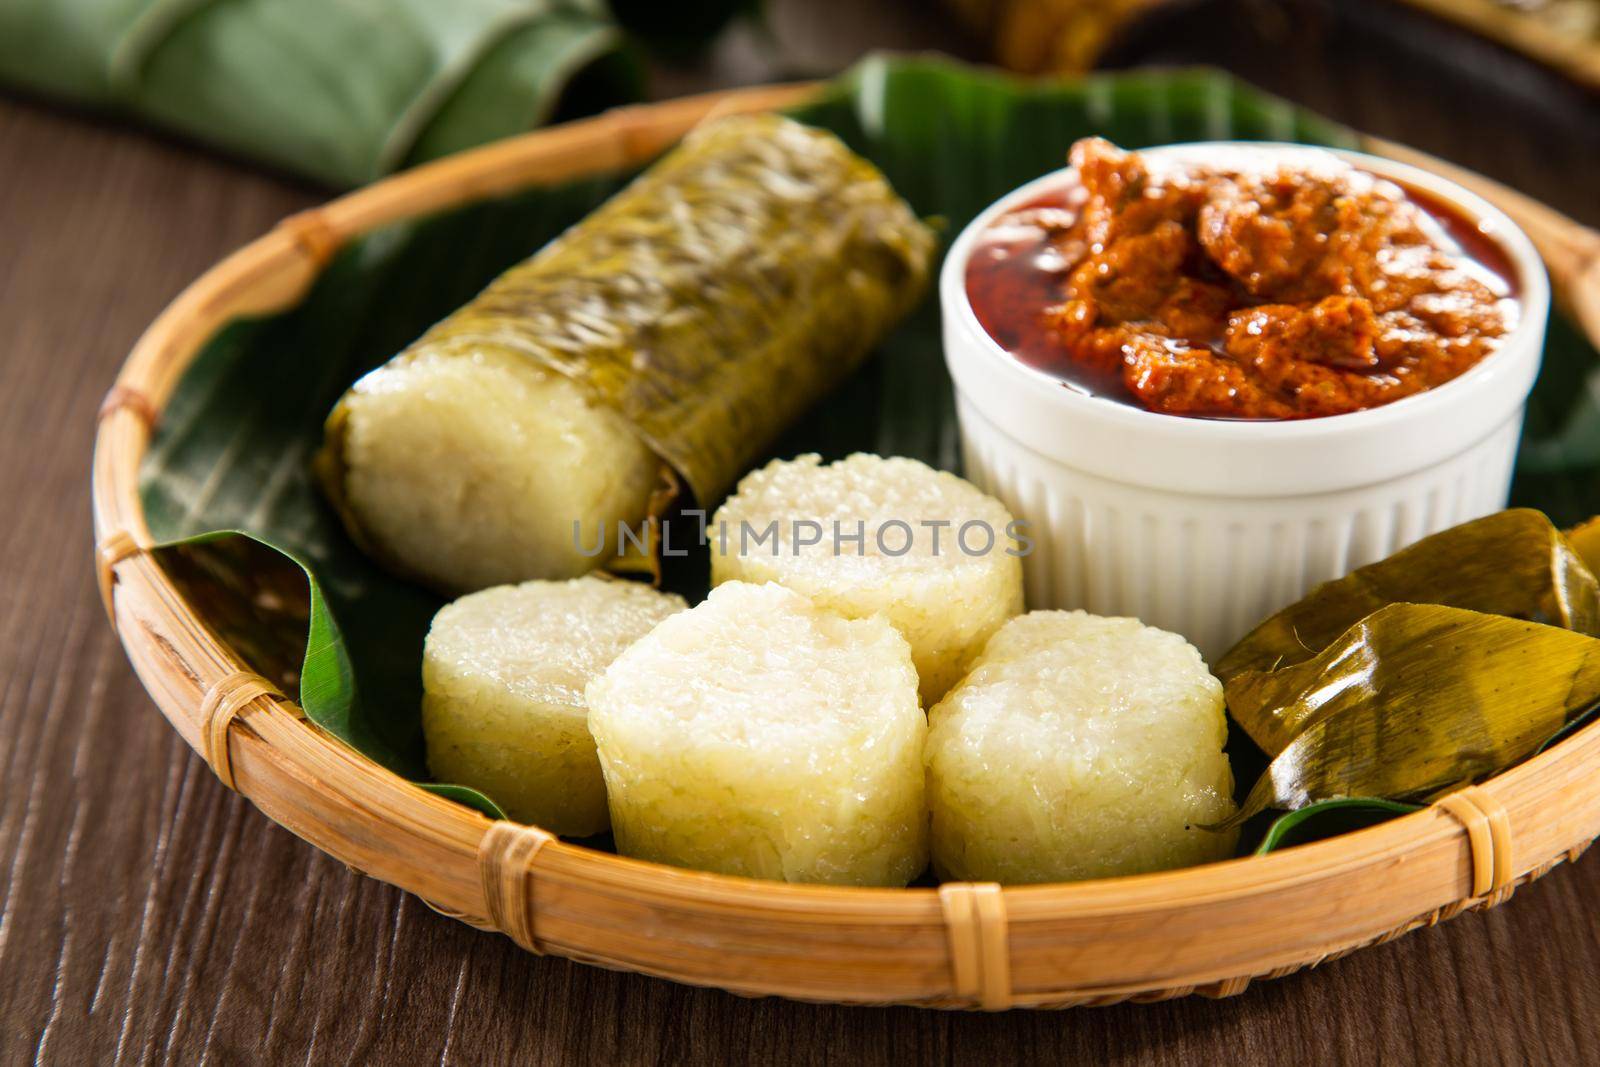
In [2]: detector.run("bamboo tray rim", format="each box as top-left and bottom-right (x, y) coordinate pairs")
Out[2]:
(1393, 0), (1600, 93)
(90, 77), (1600, 1009)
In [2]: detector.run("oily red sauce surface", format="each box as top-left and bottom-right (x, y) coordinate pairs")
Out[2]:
(965, 139), (1519, 419)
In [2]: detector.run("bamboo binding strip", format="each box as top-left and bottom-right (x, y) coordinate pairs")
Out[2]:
(479, 822), (556, 954)
(97, 384), (158, 429)
(89, 82), (1600, 1009)
(1437, 787), (1515, 904)
(939, 883), (1011, 1010)
(95, 528), (149, 623)
(198, 670), (286, 791)
(276, 209), (343, 270)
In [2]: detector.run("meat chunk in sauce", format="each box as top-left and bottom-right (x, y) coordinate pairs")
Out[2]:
(971, 138), (1515, 420)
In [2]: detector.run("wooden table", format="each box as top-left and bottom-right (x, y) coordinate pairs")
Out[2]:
(3, 1), (1597, 1063)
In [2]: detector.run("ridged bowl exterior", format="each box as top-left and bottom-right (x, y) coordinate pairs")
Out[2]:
(957, 395), (1524, 659)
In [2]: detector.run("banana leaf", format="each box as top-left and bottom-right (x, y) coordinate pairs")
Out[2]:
(1537, 699), (1600, 756)
(0, 0), (644, 187)
(152, 531), (505, 818)
(1217, 509), (1600, 755)
(136, 55), (1600, 850)
(1564, 516), (1600, 578)
(1254, 798), (1423, 855)
(1217, 605), (1600, 830)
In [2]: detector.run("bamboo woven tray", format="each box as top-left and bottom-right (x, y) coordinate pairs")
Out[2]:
(92, 78), (1600, 1010)
(1394, 0), (1600, 93)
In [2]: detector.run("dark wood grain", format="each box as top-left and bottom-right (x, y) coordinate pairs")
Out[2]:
(2, 2), (1598, 1064)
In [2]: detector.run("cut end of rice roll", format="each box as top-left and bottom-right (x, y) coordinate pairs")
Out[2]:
(926, 610), (1238, 884)
(422, 575), (685, 836)
(585, 580), (928, 886)
(330, 347), (663, 593)
(710, 453), (1024, 704)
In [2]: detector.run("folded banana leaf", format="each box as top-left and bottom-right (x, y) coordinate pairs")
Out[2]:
(153, 531), (505, 818)
(0, 0), (645, 186)
(1217, 604), (1600, 830)
(1565, 516), (1600, 577)
(1218, 509), (1600, 755)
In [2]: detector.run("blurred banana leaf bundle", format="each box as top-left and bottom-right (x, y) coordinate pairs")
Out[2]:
(948, 0), (1600, 90)
(943, 0), (1185, 74)
(0, 0), (747, 187)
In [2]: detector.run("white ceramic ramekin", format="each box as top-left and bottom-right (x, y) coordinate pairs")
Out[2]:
(942, 143), (1550, 660)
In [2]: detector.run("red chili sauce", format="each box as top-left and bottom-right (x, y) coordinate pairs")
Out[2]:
(964, 139), (1519, 420)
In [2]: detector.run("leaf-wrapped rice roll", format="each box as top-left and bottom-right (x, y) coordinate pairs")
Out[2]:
(1216, 604), (1600, 829)
(1211, 509), (1600, 828)
(316, 113), (935, 592)
(1217, 509), (1600, 755)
